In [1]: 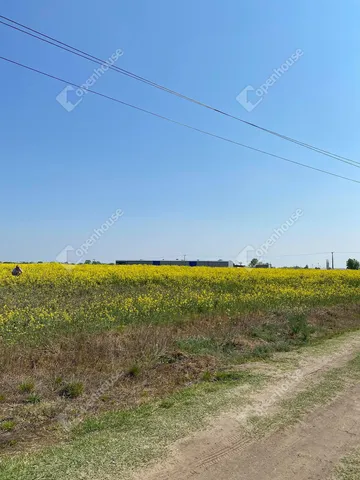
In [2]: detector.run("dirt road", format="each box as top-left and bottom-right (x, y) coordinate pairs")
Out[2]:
(134, 333), (360, 480)
(183, 384), (360, 480)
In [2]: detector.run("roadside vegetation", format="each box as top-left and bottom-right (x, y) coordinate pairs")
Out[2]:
(335, 448), (360, 480)
(1, 333), (360, 480)
(1, 263), (360, 466)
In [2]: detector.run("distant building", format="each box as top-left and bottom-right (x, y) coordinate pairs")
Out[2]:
(115, 260), (234, 268)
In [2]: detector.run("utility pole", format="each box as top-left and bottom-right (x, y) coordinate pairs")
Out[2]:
(331, 252), (334, 270)
(183, 254), (187, 261)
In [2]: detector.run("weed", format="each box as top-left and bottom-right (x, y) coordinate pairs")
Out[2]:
(159, 352), (185, 364)
(288, 314), (310, 341)
(25, 394), (41, 404)
(59, 382), (84, 399)
(127, 365), (141, 378)
(273, 341), (291, 352)
(100, 395), (111, 402)
(19, 381), (35, 394)
(252, 345), (274, 358)
(202, 371), (212, 382)
(0, 421), (15, 432)
(176, 337), (219, 355)
(159, 400), (174, 409)
(54, 376), (63, 386)
(213, 371), (252, 382)
(251, 323), (285, 343)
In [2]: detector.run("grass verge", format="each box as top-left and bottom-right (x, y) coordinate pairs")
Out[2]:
(0, 372), (264, 480)
(1, 335), (360, 480)
(1, 304), (360, 454)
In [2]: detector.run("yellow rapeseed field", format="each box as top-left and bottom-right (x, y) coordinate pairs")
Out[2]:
(1, 263), (360, 342)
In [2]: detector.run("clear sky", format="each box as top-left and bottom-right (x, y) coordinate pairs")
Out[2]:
(1, 0), (359, 268)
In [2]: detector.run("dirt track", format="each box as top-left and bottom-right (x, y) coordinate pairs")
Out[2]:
(183, 384), (360, 480)
(134, 334), (360, 480)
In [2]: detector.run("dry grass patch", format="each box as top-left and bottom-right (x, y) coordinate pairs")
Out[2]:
(1, 303), (360, 453)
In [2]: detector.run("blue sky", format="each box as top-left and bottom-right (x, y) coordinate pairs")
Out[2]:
(1, 0), (359, 268)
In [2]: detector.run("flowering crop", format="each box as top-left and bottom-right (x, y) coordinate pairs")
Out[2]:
(1, 264), (360, 343)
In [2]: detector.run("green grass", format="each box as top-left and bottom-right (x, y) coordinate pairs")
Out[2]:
(175, 315), (318, 366)
(54, 377), (63, 387)
(176, 337), (224, 356)
(18, 381), (35, 394)
(25, 394), (41, 405)
(334, 448), (360, 479)
(213, 371), (254, 382)
(59, 383), (84, 399)
(0, 421), (15, 432)
(202, 371), (212, 382)
(176, 331), (301, 363)
(127, 365), (141, 378)
(251, 323), (285, 342)
(159, 399), (175, 409)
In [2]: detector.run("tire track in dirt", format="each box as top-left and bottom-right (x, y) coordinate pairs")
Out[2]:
(190, 383), (360, 480)
(134, 332), (360, 480)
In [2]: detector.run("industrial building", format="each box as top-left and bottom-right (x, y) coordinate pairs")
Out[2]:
(115, 260), (234, 268)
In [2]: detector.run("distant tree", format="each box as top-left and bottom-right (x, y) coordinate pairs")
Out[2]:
(304, 265), (309, 269)
(84, 260), (91, 265)
(346, 258), (360, 270)
(249, 258), (259, 267)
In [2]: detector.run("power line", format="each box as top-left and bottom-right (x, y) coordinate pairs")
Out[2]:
(1, 15), (360, 169)
(333, 251), (360, 254)
(2, 55), (360, 187)
(264, 252), (331, 257)
(262, 251), (360, 258)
